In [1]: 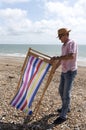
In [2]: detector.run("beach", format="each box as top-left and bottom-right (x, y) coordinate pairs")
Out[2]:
(0, 56), (86, 130)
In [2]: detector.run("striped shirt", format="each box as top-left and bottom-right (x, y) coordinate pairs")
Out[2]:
(61, 39), (78, 73)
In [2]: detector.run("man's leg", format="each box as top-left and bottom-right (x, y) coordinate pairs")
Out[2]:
(59, 72), (64, 106)
(54, 70), (77, 124)
(60, 70), (77, 118)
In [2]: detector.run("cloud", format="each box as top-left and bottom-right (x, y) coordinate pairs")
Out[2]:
(0, 0), (86, 44)
(0, 0), (29, 4)
(45, 0), (86, 23)
(44, 0), (86, 39)
(0, 8), (32, 35)
(0, 8), (56, 36)
(0, 8), (27, 18)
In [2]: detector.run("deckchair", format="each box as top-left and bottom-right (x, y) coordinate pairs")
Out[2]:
(10, 48), (59, 119)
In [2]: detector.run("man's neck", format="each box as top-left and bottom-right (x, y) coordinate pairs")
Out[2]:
(63, 38), (69, 45)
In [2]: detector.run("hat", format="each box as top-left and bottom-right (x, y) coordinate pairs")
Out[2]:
(57, 28), (71, 37)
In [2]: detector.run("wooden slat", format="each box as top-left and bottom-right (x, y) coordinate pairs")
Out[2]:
(28, 48), (53, 64)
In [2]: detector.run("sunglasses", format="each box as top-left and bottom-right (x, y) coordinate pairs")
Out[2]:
(58, 34), (65, 39)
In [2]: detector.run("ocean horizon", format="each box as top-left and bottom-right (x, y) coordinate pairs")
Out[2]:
(0, 44), (86, 66)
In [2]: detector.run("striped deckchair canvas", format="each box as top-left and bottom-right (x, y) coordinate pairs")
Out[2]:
(10, 48), (52, 115)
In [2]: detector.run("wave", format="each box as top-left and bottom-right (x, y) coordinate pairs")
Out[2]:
(0, 53), (26, 57)
(77, 58), (86, 67)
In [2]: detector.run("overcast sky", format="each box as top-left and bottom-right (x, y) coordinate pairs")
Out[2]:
(0, 0), (86, 44)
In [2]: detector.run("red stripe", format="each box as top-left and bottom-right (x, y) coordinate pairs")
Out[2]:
(21, 100), (27, 111)
(27, 60), (43, 90)
(20, 59), (43, 111)
(12, 56), (34, 106)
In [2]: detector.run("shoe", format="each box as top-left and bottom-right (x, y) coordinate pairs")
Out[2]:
(57, 108), (70, 113)
(53, 117), (66, 125)
(57, 108), (62, 113)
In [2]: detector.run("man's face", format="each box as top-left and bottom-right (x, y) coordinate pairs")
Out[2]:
(58, 33), (68, 43)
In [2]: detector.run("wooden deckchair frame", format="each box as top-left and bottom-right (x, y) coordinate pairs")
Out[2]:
(16, 48), (60, 119)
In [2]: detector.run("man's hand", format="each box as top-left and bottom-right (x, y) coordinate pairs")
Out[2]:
(51, 56), (60, 61)
(50, 56), (60, 64)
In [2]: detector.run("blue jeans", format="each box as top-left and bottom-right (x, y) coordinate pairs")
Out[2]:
(59, 70), (77, 118)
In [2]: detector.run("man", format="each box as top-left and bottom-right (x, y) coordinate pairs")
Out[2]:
(51, 28), (78, 124)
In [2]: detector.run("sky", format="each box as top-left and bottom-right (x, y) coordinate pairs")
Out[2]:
(0, 0), (86, 45)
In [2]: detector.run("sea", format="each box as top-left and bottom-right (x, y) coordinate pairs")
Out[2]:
(0, 44), (86, 66)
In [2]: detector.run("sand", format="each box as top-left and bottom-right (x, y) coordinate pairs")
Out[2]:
(0, 56), (86, 130)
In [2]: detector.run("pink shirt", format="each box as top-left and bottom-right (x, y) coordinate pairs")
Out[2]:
(61, 39), (78, 73)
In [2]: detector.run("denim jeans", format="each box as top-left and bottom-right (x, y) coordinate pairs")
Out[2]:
(59, 70), (77, 118)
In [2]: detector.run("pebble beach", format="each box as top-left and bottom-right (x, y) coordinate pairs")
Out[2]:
(0, 56), (86, 130)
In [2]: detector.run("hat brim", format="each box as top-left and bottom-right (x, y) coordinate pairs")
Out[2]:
(56, 30), (71, 38)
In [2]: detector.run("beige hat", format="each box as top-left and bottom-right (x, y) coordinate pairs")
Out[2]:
(57, 28), (71, 37)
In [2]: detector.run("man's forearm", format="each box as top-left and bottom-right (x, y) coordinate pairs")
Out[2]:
(57, 53), (74, 60)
